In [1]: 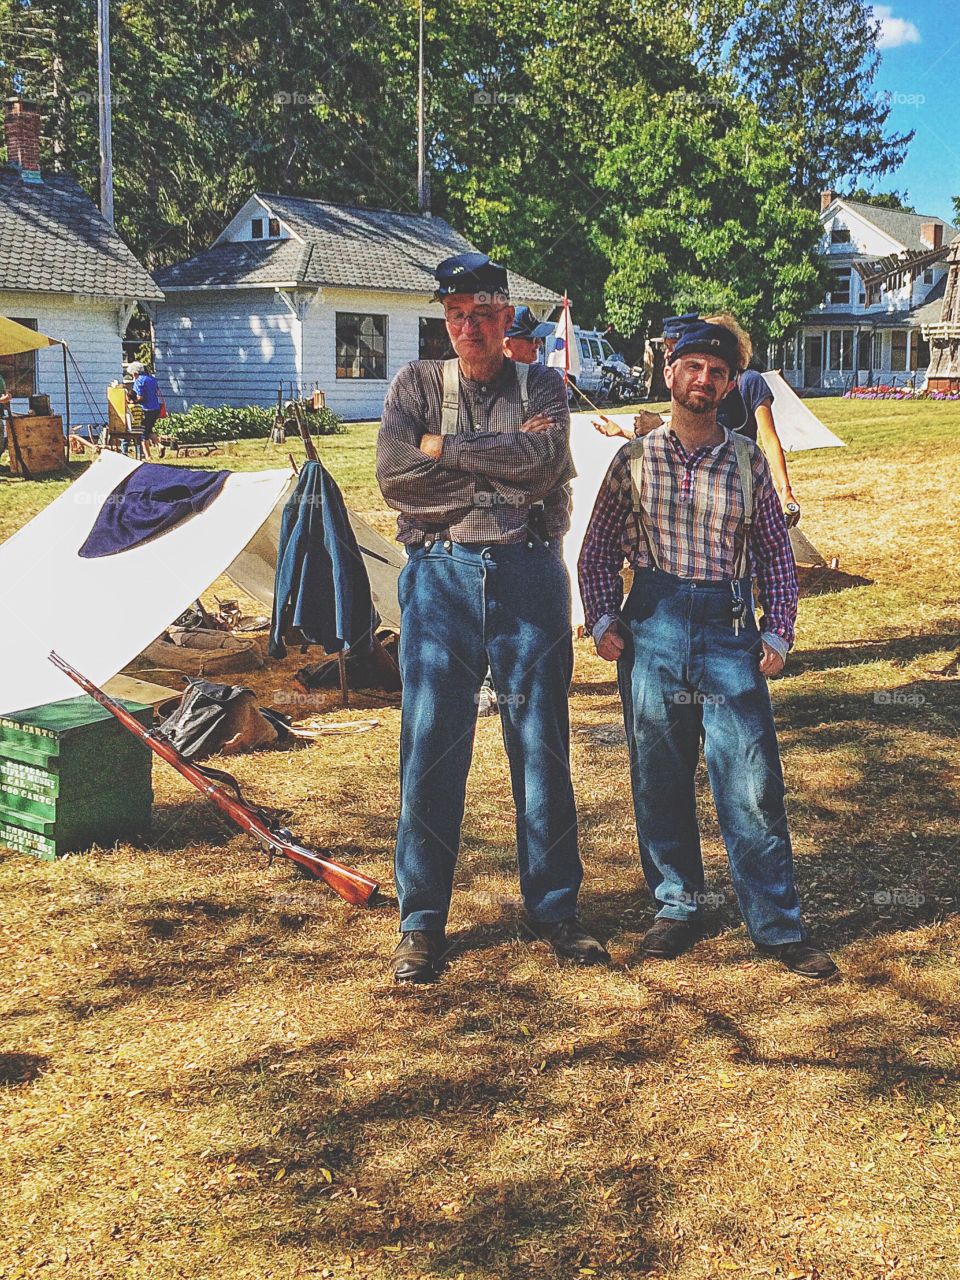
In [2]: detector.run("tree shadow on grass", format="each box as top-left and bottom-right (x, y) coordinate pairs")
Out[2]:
(0, 1051), (49, 1085)
(787, 628), (960, 676)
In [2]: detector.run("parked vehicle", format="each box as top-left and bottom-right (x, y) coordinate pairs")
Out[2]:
(598, 356), (645, 404)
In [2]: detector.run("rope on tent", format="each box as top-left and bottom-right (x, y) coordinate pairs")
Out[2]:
(65, 347), (109, 427)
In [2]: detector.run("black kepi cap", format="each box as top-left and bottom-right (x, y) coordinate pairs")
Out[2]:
(668, 321), (740, 374)
(662, 312), (700, 341)
(434, 252), (510, 301)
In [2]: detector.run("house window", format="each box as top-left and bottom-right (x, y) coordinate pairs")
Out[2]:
(872, 332), (883, 369)
(923, 268), (935, 286)
(857, 332), (872, 371)
(0, 317), (38, 397)
(829, 268), (851, 306)
(419, 317), (453, 360)
(890, 330), (908, 371)
(911, 333), (930, 370)
(828, 329), (853, 371)
(784, 337), (796, 370)
(831, 226), (851, 245)
(251, 218), (264, 239)
(268, 217), (281, 238)
(336, 313), (387, 379)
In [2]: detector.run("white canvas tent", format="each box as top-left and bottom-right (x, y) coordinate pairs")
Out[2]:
(760, 371), (845, 451)
(0, 451), (405, 717)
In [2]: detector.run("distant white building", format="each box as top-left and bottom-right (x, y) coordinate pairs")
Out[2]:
(153, 195), (561, 421)
(0, 98), (163, 425)
(770, 194), (958, 391)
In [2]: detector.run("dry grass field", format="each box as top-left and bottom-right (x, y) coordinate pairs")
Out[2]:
(1, 399), (958, 1280)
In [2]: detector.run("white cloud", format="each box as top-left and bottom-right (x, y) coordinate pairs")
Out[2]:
(871, 5), (922, 50)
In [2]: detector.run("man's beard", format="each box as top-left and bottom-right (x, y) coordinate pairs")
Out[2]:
(674, 387), (717, 415)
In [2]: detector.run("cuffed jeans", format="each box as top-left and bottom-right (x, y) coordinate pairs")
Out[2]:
(617, 568), (805, 946)
(395, 536), (582, 931)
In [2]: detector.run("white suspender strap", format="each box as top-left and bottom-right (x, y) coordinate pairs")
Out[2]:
(731, 432), (754, 580)
(440, 358), (459, 435)
(441, 358), (530, 436)
(515, 360), (529, 420)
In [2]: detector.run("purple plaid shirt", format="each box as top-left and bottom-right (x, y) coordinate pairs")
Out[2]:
(577, 425), (798, 650)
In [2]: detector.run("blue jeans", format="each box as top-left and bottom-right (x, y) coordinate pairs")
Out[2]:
(396, 537), (582, 931)
(617, 568), (805, 946)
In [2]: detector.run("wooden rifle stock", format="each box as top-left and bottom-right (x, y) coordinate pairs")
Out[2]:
(48, 652), (379, 907)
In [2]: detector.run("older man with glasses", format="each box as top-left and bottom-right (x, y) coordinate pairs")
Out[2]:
(376, 252), (608, 983)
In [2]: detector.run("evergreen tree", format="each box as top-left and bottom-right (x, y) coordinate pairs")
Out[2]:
(730, 0), (913, 201)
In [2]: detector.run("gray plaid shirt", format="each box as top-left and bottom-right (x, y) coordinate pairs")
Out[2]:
(376, 358), (574, 546)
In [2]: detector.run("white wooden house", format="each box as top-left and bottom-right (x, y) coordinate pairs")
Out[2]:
(0, 99), (163, 425)
(152, 195), (561, 420)
(770, 194), (957, 391)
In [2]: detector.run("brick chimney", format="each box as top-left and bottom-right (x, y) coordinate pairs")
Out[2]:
(920, 221), (944, 250)
(4, 98), (42, 176)
(820, 189), (835, 213)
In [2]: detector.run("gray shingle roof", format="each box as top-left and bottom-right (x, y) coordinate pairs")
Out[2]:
(0, 167), (162, 300)
(835, 199), (958, 253)
(155, 195), (561, 303)
(803, 277), (948, 328)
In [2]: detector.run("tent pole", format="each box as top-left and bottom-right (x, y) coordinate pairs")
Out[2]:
(61, 344), (71, 433)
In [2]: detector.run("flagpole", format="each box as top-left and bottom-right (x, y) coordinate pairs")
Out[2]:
(97, 0), (114, 224)
(563, 293), (570, 384)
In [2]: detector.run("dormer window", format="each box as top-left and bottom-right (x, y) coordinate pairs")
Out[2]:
(831, 226), (851, 245)
(251, 216), (281, 240)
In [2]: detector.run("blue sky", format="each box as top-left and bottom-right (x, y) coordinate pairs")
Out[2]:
(869, 2), (960, 221)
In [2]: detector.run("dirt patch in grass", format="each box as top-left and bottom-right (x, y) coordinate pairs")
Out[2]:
(1, 403), (959, 1278)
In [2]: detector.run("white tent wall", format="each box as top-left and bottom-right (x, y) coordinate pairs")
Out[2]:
(760, 371), (846, 451)
(0, 452), (291, 716)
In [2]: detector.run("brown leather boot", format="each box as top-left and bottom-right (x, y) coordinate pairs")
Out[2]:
(756, 940), (839, 980)
(525, 916), (610, 965)
(391, 930), (447, 984)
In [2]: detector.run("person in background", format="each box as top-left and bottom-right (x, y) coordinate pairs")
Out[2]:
(503, 305), (554, 365)
(0, 371), (11, 458)
(126, 360), (162, 460)
(703, 313), (799, 526)
(578, 320), (837, 980)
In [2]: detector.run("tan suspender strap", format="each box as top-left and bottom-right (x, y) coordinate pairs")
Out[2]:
(628, 434), (663, 571)
(629, 430), (754, 578)
(440, 357), (460, 435)
(731, 432), (754, 580)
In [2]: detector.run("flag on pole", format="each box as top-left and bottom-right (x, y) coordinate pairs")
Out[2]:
(545, 293), (580, 382)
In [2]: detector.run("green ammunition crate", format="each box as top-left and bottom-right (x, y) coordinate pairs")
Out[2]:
(0, 695), (154, 860)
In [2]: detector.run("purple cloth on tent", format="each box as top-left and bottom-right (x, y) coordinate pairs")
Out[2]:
(78, 463), (231, 558)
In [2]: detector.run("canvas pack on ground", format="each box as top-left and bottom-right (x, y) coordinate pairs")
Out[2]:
(159, 679), (291, 760)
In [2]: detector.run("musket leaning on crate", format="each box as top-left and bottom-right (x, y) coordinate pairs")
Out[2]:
(48, 652), (380, 907)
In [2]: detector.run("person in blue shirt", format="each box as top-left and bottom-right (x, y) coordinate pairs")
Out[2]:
(704, 313), (799, 524)
(126, 361), (162, 459)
